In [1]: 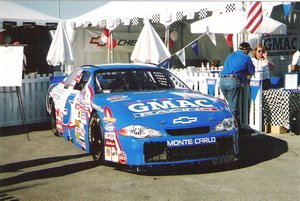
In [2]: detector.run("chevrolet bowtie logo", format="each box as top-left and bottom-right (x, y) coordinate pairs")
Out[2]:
(173, 117), (197, 124)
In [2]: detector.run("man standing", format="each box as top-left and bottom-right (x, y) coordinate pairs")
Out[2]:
(220, 42), (255, 127)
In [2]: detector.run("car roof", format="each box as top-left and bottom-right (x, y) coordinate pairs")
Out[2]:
(80, 63), (162, 72)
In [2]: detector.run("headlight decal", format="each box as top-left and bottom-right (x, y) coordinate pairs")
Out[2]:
(119, 125), (163, 138)
(214, 117), (236, 132)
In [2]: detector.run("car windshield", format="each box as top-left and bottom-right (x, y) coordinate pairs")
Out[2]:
(94, 68), (189, 93)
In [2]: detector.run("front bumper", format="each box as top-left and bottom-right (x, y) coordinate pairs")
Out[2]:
(119, 132), (239, 169)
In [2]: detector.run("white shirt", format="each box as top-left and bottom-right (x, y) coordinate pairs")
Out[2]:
(251, 57), (272, 80)
(291, 50), (300, 66)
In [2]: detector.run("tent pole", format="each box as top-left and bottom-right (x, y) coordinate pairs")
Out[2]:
(111, 32), (114, 63)
(165, 25), (170, 50)
(107, 31), (110, 63)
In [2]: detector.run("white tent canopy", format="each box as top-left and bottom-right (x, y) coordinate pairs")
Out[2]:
(190, 11), (287, 35)
(130, 20), (171, 64)
(59, 1), (286, 70)
(64, 1), (243, 66)
(0, 1), (58, 30)
(68, 1), (238, 29)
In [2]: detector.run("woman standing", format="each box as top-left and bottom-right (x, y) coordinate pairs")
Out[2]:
(251, 44), (275, 90)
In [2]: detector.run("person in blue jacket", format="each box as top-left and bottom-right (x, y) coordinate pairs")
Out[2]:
(220, 42), (255, 128)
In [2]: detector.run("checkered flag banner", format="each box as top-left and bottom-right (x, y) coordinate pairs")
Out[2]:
(99, 20), (107, 28)
(131, 17), (140, 26)
(226, 3), (236, 12)
(176, 11), (184, 21)
(151, 14), (160, 23)
(170, 21), (181, 29)
(115, 19), (121, 27)
(198, 8), (208, 19)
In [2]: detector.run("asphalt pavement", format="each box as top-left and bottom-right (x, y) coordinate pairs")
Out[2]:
(0, 125), (299, 201)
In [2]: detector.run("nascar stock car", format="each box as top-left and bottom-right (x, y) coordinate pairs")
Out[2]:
(46, 63), (239, 171)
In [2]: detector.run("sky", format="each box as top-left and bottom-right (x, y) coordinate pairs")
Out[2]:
(12, 1), (108, 19)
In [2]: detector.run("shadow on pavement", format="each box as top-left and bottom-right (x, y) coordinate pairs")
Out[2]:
(0, 154), (99, 187)
(0, 122), (51, 136)
(237, 134), (288, 167)
(0, 154), (88, 173)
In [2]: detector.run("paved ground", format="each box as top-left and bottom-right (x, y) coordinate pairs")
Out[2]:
(0, 126), (299, 201)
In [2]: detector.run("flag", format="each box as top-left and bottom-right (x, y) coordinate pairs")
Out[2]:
(176, 49), (186, 66)
(224, 34), (233, 48)
(245, 2), (263, 33)
(207, 32), (217, 46)
(283, 2), (294, 18)
(159, 59), (170, 69)
(190, 41), (199, 56)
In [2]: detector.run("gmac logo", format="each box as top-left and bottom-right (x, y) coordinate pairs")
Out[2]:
(173, 116), (197, 124)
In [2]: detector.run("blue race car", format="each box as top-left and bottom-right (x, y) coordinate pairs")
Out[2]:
(46, 63), (239, 171)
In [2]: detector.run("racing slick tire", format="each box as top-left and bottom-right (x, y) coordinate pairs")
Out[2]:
(50, 101), (59, 136)
(89, 112), (105, 161)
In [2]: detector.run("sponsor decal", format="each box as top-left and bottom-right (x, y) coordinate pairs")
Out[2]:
(107, 95), (130, 102)
(105, 147), (112, 160)
(105, 123), (115, 132)
(128, 99), (215, 112)
(128, 99), (218, 118)
(75, 131), (80, 138)
(75, 119), (80, 127)
(75, 138), (86, 148)
(206, 79), (217, 96)
(105, 132), (115, 139)
(104, 117), (117, 123)
(207, 79), (216, 85)
(105, 139), (116, 147)
(118, 151), (127, 164)
(249, 80), (261, 87)
(173, 116), (197, 124)
(75, 127), (85, 139)
(262, 34), (297, 56)
(167, 137), (216, 147)
(103, 106), (124, 163)
(133, 107), (218, 118)
(80, 113), (87, 125)
(111, 147), (118, 162)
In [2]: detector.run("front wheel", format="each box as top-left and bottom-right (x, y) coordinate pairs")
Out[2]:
(89, 113), (104, 161)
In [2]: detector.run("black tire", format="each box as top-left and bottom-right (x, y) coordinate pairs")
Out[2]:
(50, 101), (59, 136)
(89, 113), (104, 161)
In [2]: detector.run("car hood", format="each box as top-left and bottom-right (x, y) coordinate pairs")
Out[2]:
(92, 89), (231, 129)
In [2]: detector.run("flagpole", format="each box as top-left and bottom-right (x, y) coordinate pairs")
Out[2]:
(167, 33), (206, 60)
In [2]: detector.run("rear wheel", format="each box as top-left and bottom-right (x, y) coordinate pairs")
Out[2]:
(89, 113), (104, 161)
(50, 101), (59, 136)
